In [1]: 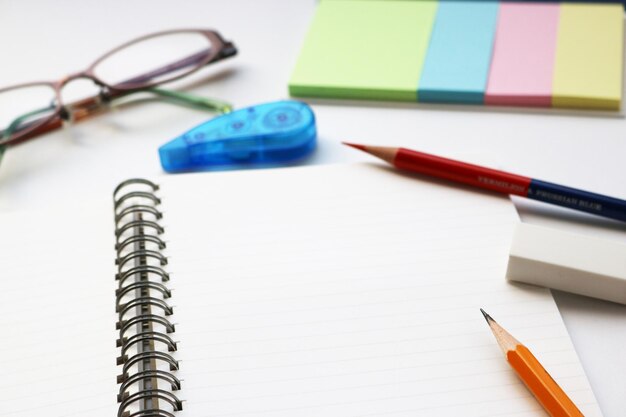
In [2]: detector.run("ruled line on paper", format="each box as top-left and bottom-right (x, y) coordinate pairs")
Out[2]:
(181, 348), (580, 375)
(177, 309), (561, 343)
(180, 360), (585, 389)
(176, 298), (555, 328)
(179, 324), (567, 355)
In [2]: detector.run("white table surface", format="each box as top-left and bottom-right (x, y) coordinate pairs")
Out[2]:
(1, 1), (624, 415)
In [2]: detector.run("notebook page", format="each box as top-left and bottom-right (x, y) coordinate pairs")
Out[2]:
(0, 202), (118, 417)
(161, 163), (602, 417)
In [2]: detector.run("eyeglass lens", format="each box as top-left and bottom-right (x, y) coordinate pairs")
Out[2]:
(0, 85), (58, 140)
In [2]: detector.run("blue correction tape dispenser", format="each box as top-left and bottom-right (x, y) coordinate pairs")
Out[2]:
(159, 100), (316, 172)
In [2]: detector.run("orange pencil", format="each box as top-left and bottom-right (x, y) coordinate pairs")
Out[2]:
(480, 309), (584, 417)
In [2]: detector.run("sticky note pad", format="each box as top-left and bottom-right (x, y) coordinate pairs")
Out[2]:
(485, 3), (559, 107)
(552, 4), (624, 110)
(289, 0), (438, 101)
(418, 1), (499, 104)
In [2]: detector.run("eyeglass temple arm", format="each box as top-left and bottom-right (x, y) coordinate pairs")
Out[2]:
(1, 87), (232, 148)
(115, 41), (237, 89)
(116, 50), (211, 89)
(5, 106), (56, 137)
(148, 88), (232, 113)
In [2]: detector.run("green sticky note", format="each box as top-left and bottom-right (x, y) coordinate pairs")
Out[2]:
(289, 0), (438, 102)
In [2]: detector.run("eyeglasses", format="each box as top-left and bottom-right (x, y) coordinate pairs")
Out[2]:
(0, 29), (237, 152)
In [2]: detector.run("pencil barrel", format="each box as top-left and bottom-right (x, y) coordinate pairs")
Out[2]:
(395, 148), (531, 196)
(507, 345), (584, 417)
(528, 179), (626, 222)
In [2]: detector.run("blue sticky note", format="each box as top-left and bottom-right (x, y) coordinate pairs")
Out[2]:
(418, 1), (499, 104)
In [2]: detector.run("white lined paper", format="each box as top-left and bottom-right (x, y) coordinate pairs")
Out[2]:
(0, 163), (602, 417)
(0, 204), (118, 417)
(162, 163), (602, 417)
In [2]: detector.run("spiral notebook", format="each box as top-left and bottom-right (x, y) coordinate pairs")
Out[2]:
(0, 164), (602, 417)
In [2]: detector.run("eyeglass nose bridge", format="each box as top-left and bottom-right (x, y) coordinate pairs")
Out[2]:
(56, 72), (109, 123)
(57, 71), (100, 89)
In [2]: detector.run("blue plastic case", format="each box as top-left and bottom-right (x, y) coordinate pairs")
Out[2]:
(159, 100), (316, 172)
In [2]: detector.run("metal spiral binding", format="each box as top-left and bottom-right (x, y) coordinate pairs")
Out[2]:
(114, 179), (183, 417)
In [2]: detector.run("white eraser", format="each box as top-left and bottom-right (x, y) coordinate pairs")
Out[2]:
(506, 223), (626, 304)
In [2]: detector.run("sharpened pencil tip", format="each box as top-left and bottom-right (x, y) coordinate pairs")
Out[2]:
(342, 142), (367, 151)
(480, 308), (495, 325)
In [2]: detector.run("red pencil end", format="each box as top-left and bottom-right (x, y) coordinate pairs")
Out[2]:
(342, 142), (367, 151)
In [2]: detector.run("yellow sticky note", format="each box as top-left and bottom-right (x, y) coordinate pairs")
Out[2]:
(552, 4), (624, 110)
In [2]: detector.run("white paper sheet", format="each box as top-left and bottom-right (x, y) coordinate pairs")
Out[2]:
(0, 202), (118, 417)
(159, 163), (602, 417)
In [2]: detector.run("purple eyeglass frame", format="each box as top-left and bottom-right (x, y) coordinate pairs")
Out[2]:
(0, 28), (237, 147)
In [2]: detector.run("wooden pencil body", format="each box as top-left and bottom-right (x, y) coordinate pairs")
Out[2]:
(507, 345), (584, 417)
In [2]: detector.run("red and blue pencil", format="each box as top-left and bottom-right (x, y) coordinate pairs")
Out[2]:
(344, 143), (626, 223)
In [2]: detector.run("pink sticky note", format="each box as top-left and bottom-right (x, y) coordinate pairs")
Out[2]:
(485, 3), (560, 107)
